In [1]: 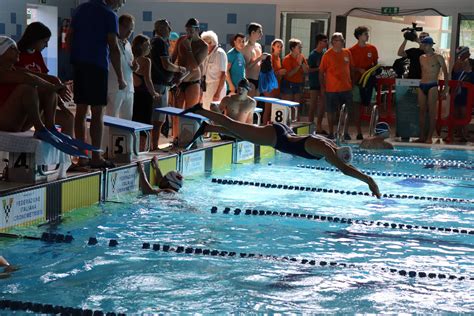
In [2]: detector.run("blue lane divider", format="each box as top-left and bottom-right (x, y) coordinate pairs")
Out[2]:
(296, 164), (474, 182)
(353, 153), (473, 166)
(211, 178), (474, 204)
(210, 207), (474, 236)
(139, 242), (474, 281)
(0, 232), (74, 243)
(0, 299), (122, 315)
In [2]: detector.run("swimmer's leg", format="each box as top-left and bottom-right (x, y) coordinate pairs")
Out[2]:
(183, 104), (276, 146)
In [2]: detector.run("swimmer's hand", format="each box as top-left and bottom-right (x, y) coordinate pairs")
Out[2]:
(367, 177), (381, 199)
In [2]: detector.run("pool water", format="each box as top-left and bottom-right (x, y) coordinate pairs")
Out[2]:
(1, 147), (473, 313)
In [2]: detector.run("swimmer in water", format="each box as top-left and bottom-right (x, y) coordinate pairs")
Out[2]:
(137, 156), (184, 195)
(182, 103), (381, 198)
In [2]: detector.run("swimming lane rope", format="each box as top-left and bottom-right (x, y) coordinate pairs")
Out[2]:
(133, 242), (474, 281)
(352, 153), (473, 167)
(296, 164), (474, 182)
(210, 206), (474, 236)
(211, 178), (474, 204)
(0, 299), (122, 315)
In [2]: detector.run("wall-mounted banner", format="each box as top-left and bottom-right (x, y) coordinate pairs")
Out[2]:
(182, 151), (205, 176)
(107, 166), (139, 199)
(236, 141), (255, 163)
(0, 188), (46, 229)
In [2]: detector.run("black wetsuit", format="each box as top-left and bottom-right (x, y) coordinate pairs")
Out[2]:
(272, 123), (322, 160)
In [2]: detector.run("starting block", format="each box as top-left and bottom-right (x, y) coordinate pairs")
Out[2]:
(155, 107), (208, 148)
(87, 116), (152, 163)
(254, 97), (300, 125)
(0, 130), (70, 183)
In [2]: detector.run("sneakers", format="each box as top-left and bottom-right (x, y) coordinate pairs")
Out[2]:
(356, 133), (364, 140)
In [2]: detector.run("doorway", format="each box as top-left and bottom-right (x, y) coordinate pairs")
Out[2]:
(458, 13), (474, 55)
(280, 12), (330, 57)
(26, 4), (58, 76)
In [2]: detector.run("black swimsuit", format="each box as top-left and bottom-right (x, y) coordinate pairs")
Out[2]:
(179, 79), (201, 93)
(272, 123), (322, 160)
(132, 72), (153, 124)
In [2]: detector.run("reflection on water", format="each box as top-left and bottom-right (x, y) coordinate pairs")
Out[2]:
(1, 149), (473, 313)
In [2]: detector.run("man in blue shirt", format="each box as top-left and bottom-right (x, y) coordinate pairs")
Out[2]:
(69, 0), (125, 168)
(226, 33), (246, 94)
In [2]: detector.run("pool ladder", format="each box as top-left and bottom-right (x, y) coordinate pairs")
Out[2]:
(336, 104), (349, 145)
(336, 104), (379, 144)
(368, 104), (379, 137)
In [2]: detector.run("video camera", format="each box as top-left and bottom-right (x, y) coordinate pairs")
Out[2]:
(401, 23), (423, 42)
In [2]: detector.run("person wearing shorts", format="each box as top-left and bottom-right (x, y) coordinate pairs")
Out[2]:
(281, 39), (308, 103)
(348, 26), (379, 140)
(70, 0), (125, 168)
(150, 19), (187, 150)
(319, 33), (354, 139)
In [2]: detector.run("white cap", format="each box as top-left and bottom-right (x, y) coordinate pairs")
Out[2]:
(337, 146), (353, 163)
(0, 36), (16, 56)
(164, 171), (183, 191)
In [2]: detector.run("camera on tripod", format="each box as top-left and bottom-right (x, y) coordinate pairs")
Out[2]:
(401, 23), (423, 42)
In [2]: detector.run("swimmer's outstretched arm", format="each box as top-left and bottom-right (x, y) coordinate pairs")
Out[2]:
(324, 149), (381, 198)
(137, 161), (159, 195)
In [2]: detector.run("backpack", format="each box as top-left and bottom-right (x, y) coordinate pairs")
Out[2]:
(392, 57), (409, 78)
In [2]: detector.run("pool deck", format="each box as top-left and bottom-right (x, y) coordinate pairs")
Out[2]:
(0, 120), (472, 232)
(0, 121), (472, 195)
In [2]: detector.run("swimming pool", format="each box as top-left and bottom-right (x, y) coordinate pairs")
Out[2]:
(1, 146), (473, 313)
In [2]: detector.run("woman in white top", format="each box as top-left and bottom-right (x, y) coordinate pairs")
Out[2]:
(106, 14), (137, 120)
(200, 31), (228, 110)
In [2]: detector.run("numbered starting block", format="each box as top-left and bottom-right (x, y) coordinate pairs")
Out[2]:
(87, 116), (152, 163)
(0, 130), (71, 183)
(155, 107), (208, 148)
(254, 97), (300, 125)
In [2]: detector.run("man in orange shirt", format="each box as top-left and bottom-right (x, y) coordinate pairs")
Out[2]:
(348, 26), (379, 140)
(319, 33), (354, 139)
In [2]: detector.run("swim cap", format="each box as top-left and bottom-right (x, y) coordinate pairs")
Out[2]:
(0, 36), (16, 56)
(164, 171), (183, 191)
(337, 146), (353, 163)
(374, 122), (390, 138)
(169, 32), (179, 41)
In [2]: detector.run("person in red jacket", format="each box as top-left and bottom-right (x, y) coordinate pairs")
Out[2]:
(16, 22), (75, 137)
